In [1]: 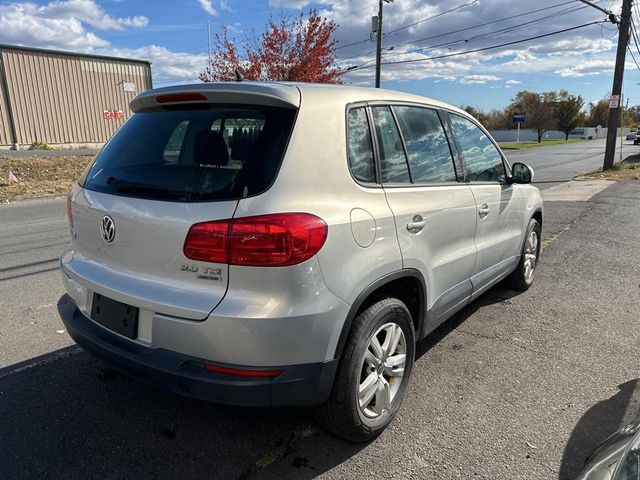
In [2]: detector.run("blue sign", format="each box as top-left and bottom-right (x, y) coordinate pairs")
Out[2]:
(512, 114), (525, 125)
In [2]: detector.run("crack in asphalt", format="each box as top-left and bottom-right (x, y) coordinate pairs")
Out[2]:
(541, 203), (595, 249)
(0, 347), (82, 380)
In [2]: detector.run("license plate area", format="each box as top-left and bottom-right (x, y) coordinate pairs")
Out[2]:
(91, 293), (139, 339)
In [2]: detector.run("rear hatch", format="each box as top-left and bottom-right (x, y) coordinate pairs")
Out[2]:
(66, 91), (298, 320)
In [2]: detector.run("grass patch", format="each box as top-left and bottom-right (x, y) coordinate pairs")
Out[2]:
(29, 140), (53, 151)
(498, 139), (585, 150)
(0, 155), (93, 203)
(580, 153), (640, 181)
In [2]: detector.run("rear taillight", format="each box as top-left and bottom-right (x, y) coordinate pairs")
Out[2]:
(183, 222), (228, 263)
(66, 191), (73, 230)
(183, 213), (328, 267)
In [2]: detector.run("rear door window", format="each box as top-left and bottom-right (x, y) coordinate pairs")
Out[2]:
(392, 106), (457, 183)
(347, 108), (376, 183)
(82, 106), (296, 201)
(371, 106), (410, 184)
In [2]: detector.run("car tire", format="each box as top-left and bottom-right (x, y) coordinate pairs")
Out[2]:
(506, 217), (541, 291)
(314, 297), (415, 443)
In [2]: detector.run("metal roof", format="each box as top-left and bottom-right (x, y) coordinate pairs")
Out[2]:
(0, 43), (151, 65)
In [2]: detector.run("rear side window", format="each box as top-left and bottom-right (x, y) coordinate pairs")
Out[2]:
(347, 108), (376, 183)
(392, 106), (457, 183)
(82, 105), (296, 201)
(448, 113), (506, 183)
(371, 106), (410, 184)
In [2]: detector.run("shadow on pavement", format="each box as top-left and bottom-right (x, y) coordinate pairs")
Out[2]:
(0, 346), (367, 480)
(559, 379), (640, 480)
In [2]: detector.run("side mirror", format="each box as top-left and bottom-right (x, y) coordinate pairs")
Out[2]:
(511, 162), (534, 184)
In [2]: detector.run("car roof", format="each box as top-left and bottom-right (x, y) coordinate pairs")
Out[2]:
(293, 82), (466, 114)
(130, 81), (467, 116)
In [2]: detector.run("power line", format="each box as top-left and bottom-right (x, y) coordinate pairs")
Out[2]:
(335, 0), (476, 51)
(381, 0), (583, 51)
(336, 38), (372, 51)
(627, 46), (640, 71)
(346, 20), (604, 71)
(340, 0), (598, 61)
(385, 0), (478, 36)
(628, 17), (640, 68)
(576, 0), (618, 22)
(388, 2), (594, 59)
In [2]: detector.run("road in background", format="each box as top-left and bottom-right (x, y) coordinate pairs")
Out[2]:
(0, 197), (73, 367)
(505, 138), (638, 188)
(0, 148), (98, 158)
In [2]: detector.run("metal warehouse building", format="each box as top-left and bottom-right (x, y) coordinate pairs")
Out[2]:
(0, 44), (152, 149)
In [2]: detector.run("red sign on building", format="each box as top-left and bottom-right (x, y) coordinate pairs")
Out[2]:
(103, 110), (125, 120)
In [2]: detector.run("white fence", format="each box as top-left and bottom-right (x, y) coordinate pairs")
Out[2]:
(488, 128), (631, 142)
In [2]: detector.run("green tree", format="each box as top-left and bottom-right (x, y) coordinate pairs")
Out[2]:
(554, 90), (584, 140)
(588, 98), (610, 127)
(509, 91), (557, 143)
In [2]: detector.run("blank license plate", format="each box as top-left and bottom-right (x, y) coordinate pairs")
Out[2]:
(91, 293), (138, 339)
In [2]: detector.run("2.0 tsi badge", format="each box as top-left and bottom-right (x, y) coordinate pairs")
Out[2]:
(100, 215), (116, 243)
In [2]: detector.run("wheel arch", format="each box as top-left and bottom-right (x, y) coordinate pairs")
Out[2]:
(332, 269), (426, 360)
(532, 208), (543, 226)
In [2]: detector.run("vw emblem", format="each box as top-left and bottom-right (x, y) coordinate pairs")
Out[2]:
(100, 215), (116, 243)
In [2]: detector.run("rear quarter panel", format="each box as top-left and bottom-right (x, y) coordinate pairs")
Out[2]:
(233, 91), (403, 307)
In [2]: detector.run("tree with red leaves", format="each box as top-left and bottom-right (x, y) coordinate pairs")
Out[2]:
(200, 10), (342, 84)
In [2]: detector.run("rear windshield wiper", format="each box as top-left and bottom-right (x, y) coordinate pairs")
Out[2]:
(106, 177), (199, 200)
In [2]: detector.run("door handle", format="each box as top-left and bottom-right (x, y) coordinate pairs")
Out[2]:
(407, 215), (425, 233)
(478, 203), (490, 218)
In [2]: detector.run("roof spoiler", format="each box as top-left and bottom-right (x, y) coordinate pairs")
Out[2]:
(130, 82), (301, 112)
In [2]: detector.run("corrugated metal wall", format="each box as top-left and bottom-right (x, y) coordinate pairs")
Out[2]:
(0, 46), (152, 147)
(0, 58), (13, 145)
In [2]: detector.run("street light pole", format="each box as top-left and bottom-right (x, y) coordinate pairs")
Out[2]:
(375, 0), (393, 88)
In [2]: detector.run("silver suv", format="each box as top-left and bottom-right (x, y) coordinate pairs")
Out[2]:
(58, 82), (543, 442)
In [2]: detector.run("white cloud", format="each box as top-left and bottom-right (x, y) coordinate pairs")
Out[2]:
(0, 0), (208, 86)
(505, 80), (521, 85)
(555, 59), (615, 77)
(105, 46), (208, 84)
(30, 0), (147, 30)
(0, 0), (147, 49)
(197, 0), (218, 16)
(268, 0), (330, 7)
(328, 0), (619, 85)
(460, 75), (501, 84)
(219, 0), (233, 12)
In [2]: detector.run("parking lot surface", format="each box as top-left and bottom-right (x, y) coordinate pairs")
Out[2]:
(1, 177), (639, 479)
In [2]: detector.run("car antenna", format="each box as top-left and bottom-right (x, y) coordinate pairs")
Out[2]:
(235, 69), (244, 82)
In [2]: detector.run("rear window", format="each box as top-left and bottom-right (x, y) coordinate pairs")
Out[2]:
(81, 105), (296, 201)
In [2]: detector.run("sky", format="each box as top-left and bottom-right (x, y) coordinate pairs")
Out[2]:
(0, 0), (638, 110)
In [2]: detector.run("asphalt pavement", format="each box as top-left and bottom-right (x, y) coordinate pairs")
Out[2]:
(504, 138), (639, 188)
(1, 142), (640, 479)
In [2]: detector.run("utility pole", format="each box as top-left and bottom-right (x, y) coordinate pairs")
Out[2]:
(603, 0), (632, 170)
(620, 95), (630, 162)
(374, 0), (393, 88)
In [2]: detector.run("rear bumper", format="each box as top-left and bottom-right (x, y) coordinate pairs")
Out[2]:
(57, 294), (338, 407)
